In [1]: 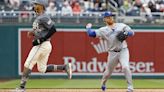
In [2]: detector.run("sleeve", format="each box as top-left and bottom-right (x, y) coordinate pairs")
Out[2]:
(124, 25), (131, 31)
(95, 27), (109, 38)
(40, 16), (54, 30)
(123, 25), (135, 36)
(95, 29), (101, 37)
(39, 16), (56, 40)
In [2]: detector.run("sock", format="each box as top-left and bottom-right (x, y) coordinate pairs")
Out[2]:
(20, 68), (32, 88)
(57, 65), (66, 70)
(46, 64), (66, 72)
(46, 64), (57, 72)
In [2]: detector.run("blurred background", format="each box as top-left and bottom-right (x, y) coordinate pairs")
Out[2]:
(0, 0), (164, 25)
(0, 0), (164, 92)
(0, 0), (164, 91)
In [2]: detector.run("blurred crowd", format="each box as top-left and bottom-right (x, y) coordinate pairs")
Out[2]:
(0, 0), (108, 16)
(119, 0), (164, 20)
(0, 0), (164, 18)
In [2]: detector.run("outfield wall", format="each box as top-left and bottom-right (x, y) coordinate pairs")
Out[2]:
(0, 25), (164, 78)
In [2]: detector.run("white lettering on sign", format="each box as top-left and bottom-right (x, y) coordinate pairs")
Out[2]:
(63, 56), (154, 73)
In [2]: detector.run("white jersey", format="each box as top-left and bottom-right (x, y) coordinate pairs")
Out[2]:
(95, 23), (133, 52)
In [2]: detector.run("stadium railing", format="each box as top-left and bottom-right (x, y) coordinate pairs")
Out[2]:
(0, 11), (164, 25)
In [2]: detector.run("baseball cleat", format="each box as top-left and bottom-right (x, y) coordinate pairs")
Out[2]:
(101, 85), (106, 92)
(65, 63), (72, 79)
(15, 87), (25, 92)
(126, 89), (133, 92)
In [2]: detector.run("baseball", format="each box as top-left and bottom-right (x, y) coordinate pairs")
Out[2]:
(86, 23), (92, 29)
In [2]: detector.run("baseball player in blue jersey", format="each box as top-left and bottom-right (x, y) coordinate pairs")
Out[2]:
(86, 12), (134, 92)
(16, 0), (72, 91)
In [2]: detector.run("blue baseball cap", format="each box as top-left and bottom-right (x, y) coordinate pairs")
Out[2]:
(103, 11), (114, 18)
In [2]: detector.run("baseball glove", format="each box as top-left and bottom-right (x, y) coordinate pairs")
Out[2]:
(116, 31), (128, 42)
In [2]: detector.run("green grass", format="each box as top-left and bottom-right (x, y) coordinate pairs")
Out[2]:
(0, 79), (164, 89)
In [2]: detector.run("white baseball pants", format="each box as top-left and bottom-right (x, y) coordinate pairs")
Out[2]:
(24, 41), (52, 73)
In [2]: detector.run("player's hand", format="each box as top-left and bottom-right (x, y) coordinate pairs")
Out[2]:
(86, 23), (92, 29)
(32, 38), (46, 46)
(27, 31), (34, 38)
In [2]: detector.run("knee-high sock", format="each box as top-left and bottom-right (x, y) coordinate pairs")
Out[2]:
(45, 64), (66, 72)
(20, 67), (32, 88)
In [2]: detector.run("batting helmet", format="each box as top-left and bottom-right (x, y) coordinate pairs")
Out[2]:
(32, 0), (48, 8)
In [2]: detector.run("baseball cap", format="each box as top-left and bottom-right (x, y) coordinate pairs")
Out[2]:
(103, 11), (114, 18)
(32, 0), (48, 7)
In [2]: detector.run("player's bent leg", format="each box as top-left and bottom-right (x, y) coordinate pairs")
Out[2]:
(38, 63), (72, 79)
(45, 64), (65, 72)
(101, 69), (111, 86)
(16, 67), (32, 92)
(119, 48), (133, 91)
(45, 64), (57, 72)
(37, 64), (67, 73)
(36, 42), (72, 78)
(44, 64), (72, 79)
(37, 65), (47, 73)
(122, 66), (134, 91)
(16, 45), (42, 91)
(101, 66), (114, 92)
(101, 52), (119, 91)
(18, 53), (38, 90)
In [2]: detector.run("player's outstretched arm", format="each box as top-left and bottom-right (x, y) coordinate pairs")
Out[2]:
(123, 26), (135, 37)
(86, 23), (96, 37)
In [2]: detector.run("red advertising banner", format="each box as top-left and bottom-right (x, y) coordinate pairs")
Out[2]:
(19, 29), (164, 76)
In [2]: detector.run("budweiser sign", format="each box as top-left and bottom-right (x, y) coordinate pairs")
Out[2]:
(18, 28), (164, 76)
(63, 56), (154, 73)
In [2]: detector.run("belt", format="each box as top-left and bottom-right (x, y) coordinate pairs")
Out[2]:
(113, 50), (121, 52)
(109, 50), (121, 52)
(110, 48), (127, 52)
(110, 49), (121, 52)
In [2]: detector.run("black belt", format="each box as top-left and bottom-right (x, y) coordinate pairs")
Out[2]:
(113, 50), (121, 52)
(110, 48), (127, 52)
(110, 49), (121, 52)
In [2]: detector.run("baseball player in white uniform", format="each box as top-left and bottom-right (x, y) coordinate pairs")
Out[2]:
(86, 11), (134, 92)
(16, 0), (72, 91)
